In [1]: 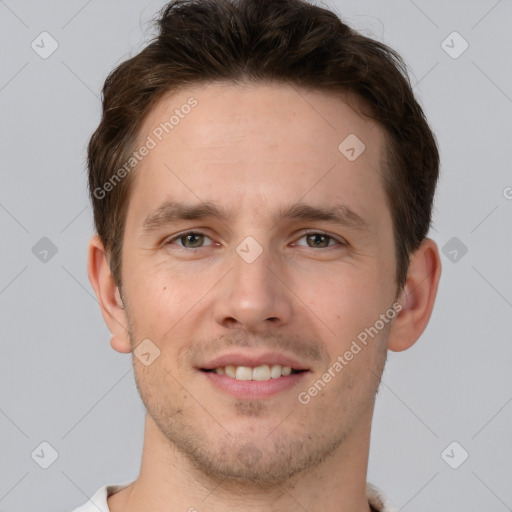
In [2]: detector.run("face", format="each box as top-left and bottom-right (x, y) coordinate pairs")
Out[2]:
(119, 82), (398, 483)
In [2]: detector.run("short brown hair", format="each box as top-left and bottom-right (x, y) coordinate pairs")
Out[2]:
(88, 0), (439, 294)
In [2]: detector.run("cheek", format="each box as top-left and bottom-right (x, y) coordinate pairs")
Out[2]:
(126, 264), (219, 376)
(299, 268), (384, 336)
(133, 355), (188, 421)
(298, 271), (393, 391)
(129, 262), (202, 323)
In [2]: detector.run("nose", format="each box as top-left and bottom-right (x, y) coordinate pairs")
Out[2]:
(213, 243), (293, 332)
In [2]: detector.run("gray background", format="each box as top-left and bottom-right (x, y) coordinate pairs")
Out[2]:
(0, 0), (511, 511)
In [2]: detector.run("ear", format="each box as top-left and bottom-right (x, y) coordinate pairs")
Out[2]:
(388, 237), (442, 352)
(87, 234), (132, 354)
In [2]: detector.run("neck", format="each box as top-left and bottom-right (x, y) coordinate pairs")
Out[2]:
(108, 410), (375, 512)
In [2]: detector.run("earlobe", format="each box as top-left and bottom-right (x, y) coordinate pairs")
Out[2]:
(388, 238), (442, 352)
(87, 234), (132, 354)
(110, 334), (131, 353)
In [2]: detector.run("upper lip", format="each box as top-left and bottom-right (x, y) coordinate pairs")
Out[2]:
(199, 351), (311, 371)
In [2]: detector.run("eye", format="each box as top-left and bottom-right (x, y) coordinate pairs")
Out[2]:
(165, 230), (344, 250)
(167, 231), (214, 249)
(294, 231), (345, 249)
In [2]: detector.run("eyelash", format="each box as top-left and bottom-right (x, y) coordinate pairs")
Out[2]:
(165, 230), (346, 250)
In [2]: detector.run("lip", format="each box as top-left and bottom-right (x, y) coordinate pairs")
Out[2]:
(200, 370), (310, 399)
(198, 351), (310, 371)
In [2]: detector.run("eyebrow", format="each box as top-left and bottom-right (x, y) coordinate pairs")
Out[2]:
(141, 199), (371, 234)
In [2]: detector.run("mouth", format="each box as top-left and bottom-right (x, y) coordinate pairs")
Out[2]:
(200, 364), (308, 381)
(198, 353), (311, 399)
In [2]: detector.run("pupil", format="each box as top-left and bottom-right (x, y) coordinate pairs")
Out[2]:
(308, 234), (328, 248)
(184, 233), (203, 247)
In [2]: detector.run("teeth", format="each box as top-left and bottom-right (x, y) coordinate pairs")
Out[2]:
(213, 364), (295, 381)
(224, 365), (236, 378)
(281, 366), (292, 376)
(252, 365), (270, 381)
(270, 364), (282, 379)
(235, 366), (253, 381)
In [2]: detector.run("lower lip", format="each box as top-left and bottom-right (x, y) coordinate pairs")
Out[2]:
(200, 370), (309, 399)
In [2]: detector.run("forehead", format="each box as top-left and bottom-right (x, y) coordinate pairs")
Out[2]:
(126, 82), (388, 233)
(138, 81), (383, 159)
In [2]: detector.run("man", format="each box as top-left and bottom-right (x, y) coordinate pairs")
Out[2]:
(73, 0), (441, 510)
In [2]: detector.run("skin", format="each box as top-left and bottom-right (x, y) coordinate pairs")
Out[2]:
(88, 82), (441, 512)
